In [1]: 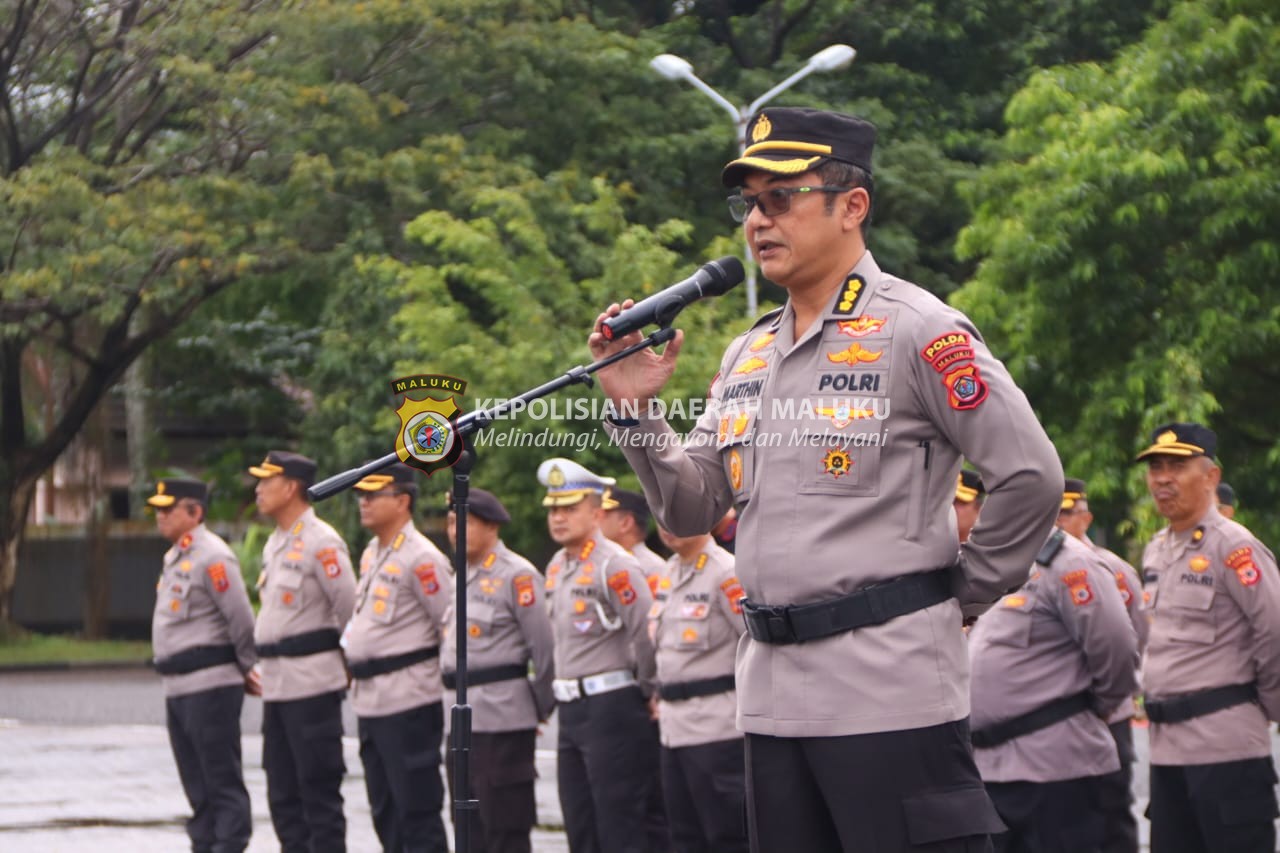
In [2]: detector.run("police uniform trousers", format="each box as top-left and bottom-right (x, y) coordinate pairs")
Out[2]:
(557, 685), (660, 853)
(1148, 757), (1279, 853)
(446, 728), (537, 853)
(358, 700), (447, 853)
(985, 776), (1106, 853)
(744, 719), (1002, 853)
(262, 689), (347, 853)
(1097, 720), (1138, 853)
(166, 684), (252, 853)
(645, 720), (672, 853)
(659, 737), (748, 853)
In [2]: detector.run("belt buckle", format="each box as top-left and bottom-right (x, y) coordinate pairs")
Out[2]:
(742, 599), (795, 644)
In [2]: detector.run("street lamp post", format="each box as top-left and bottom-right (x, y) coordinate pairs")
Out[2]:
(650, 45), (857, 317)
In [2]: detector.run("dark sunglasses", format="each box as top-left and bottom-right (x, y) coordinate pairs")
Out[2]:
(727, 185), (853, 223)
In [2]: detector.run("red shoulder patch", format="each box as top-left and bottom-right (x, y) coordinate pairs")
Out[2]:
(207, 562), (229, 593)
(414, 563), (441, 596)
(1062, 570), (1094, 606)
(316, 547), (342, 579)
(1226, 547), (1261, 587)
(514, 573), (536, 608)
(607, 570), (638, 606)
(943, 363), (988, 411)
(720, 577), (746, 615)
(1114, 571), (1133, 606)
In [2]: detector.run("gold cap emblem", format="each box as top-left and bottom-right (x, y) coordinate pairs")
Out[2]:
(751, 114), (772, 143)
(1157, 430), (1177, 444)
(156, 482), (166, 495)
(547, 465), (566, 487)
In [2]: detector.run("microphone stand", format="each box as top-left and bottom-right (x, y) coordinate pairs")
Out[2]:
(307, 326), (677, 853)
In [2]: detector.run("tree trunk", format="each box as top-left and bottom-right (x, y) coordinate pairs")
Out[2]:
(82, 403), (110, 639)
(124, 315), (151, 518)
(0, 477), (37, 636)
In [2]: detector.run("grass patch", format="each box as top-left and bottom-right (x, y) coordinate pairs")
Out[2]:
(0, 631), (151, 666)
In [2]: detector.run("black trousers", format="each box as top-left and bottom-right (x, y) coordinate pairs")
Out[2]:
(1148, 758), (1279, 853)
(986, 776), (1107, 853)
(446, 728), (538, 853)
(166, 684), (251, 853)
(1097, 719), (1138, 853)
(646, 720), (671, 853)
(745, 719), (1002, 853)
(359, 701), (447, 853)
(262, 690), (347, 853)
(557, 685), (660, 853)
(660, 737), (748, 853)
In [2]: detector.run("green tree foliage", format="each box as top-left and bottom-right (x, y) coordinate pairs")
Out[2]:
(954, 0), (1280, 551)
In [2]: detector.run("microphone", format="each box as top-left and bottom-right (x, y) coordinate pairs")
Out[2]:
(600, 256), (745, 341)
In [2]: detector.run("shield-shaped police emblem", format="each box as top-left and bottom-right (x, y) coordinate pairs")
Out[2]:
(394, 395), (464, 475)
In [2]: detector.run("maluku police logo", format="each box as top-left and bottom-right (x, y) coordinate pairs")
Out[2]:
(390, 374), (468, 475)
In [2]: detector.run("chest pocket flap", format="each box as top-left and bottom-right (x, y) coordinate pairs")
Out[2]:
(1164, 580), (1215, 644)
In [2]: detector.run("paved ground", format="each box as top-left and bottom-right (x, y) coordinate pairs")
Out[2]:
(1, 666), (1278, 852)
(0, 666), (567, 852)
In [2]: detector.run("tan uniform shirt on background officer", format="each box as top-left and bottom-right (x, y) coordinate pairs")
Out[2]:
(969, 526), (1138, 852)
(249, 450), (356, 853)
(1137, 423), (1280, 853)
(345, 464), (451, 853)
(590, 107), (1061, 852)
(441, 487), (555, 853)
(538, 457), (660, 853)
(1058, 477), (1148, 853)
(149, 477), (255, 853)
(650, 529), (748, 853)
(600, 486), (667, 593)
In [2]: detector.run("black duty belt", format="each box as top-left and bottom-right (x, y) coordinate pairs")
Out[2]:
(349, 646), (440, 680)
(1145, 683), (1258, 724)
(658, 674), (736, 702)
(153, 644), (238, 676)
(442, 663), (528, 690)
(971, 692), (1093, 749)
(255, 628), (341, 659)
(741, 568), (953, 645)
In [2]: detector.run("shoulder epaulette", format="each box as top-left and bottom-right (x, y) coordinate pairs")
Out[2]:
(749, 306), (784, 331)
(1036, 528), (1066, 568)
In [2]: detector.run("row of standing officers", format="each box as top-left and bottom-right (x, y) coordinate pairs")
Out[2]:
(149, 105), (1280, 853)
(148, 450), (749, 853)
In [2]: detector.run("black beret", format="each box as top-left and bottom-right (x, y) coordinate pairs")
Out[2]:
(447, 487), (510, 525)
(1216, 482), (1236, 507)
(604, 487), (650, 524)
(1062, 478), (1088, 511)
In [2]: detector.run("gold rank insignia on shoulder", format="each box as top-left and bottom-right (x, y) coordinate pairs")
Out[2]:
(832, 274), (867, 316)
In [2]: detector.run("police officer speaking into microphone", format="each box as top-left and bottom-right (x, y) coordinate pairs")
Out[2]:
(589, 107), (1062, 851)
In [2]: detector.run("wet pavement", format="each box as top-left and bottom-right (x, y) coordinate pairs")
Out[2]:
(0, 666), (567, 852)
(2, 666), (1278, 851)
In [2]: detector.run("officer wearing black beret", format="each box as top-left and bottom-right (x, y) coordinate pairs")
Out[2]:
(442, 486), (555, 853)
(1215, 481), (1237, 519)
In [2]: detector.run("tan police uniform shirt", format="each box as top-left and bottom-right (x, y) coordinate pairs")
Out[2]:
(1140, 505), (1280, 764)
(969, 531), (1138, 782)
(344, 521), (451, 718)
(152, 524), (256, 698)
(545, 530), (656, 693)
(254, 507), (356, 702)
(630, 542), (667, 596)
(650, 541), (745, 748)
(606, 251), (1063, 737)
(441, 540), (556, 732)
(1089, 538), (1148, 724)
